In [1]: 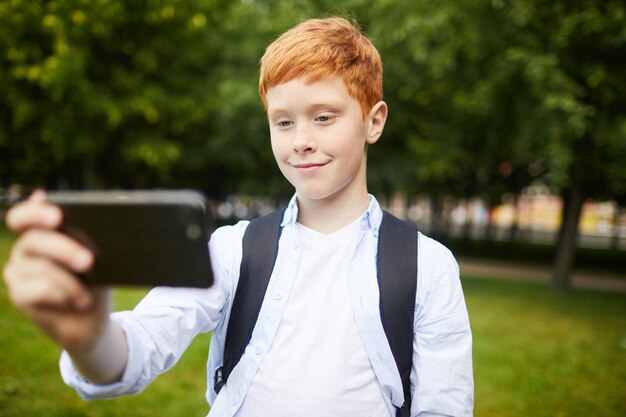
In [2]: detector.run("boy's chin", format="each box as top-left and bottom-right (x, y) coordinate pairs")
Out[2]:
(295, 189), (335, 203)
(295, 187), (350, 204)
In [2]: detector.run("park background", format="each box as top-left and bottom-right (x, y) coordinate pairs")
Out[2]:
(0, 0), (624, 416)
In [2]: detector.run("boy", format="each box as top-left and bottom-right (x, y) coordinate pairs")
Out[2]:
(3, 17), (473, 416)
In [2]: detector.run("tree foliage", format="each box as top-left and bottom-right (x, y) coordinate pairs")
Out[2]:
(367, 0), (626, 201)
(1, 1), (624, 262)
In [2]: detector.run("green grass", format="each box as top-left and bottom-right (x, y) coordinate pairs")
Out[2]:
(1, 228), (625, 416)
(463, 277), (626, 416)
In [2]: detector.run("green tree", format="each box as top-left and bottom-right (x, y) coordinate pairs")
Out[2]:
(0, 0), (345, 199)
(2, 0), (624, 291)
(368, 0), (626, 289)
(0, 0), (229, 190)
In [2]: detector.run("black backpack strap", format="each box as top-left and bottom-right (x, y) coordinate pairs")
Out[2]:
(214, 208), (419, 416)
(214, 209), (285, 394)
(379, 211), (418, 417)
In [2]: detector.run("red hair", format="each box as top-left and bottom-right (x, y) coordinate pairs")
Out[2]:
(259, 17), (383, 119)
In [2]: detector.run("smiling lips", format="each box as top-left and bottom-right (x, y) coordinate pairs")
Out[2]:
(290, 161), (329, 173)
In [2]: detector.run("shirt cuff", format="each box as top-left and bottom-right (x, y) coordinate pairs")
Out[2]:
(59, 311), (145, 400)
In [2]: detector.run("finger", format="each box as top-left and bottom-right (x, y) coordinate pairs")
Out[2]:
(14, 229), (94, 273)
(4, 257), (92, 311)
(5, 197), (62, 234)
(29, 189), (47, 203)
(29, 287), (111, 350)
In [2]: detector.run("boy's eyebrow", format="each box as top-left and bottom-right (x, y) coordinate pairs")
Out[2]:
(268, 102), (344, 118)
(309, 101), (343, 111)
(267, 107), (288, 118)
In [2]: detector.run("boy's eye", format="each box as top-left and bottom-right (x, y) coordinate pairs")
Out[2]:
(316, 114), (334, 123)
(276, 120), (293, 128)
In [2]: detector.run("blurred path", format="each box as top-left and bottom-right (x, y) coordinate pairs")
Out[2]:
(458, 257), (626, 293)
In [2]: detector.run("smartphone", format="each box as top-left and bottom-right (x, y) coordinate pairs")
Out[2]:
(46, 190), (214, 288)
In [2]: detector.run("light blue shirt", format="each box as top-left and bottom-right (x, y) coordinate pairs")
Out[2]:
(60, 195), (473, 416)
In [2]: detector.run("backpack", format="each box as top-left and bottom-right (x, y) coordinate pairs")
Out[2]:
(214, 209), (418, 417)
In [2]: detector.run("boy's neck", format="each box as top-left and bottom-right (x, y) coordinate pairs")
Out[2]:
(295, 190), (371, 235)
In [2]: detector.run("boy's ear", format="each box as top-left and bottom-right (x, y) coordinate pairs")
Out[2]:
(366, 101), (388, 145)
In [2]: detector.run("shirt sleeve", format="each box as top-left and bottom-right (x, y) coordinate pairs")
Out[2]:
(60, 224), (244, 399)
(411, 234), (474, 417)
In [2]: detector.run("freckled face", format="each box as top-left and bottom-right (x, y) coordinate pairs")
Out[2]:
(266, 77), (375, 205)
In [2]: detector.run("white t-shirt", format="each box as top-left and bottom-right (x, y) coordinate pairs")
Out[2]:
(235, 217), (390, 417)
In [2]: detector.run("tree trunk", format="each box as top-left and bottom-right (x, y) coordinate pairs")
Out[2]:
(508, 194), (520, 242)
(551, 183), (585, 291)
(484, 197), (496, 242)
(83, 153), (96, 190)
(429, 196), (443, 238)
(611, 203), (620, 250)
(462, 209), (472, 243)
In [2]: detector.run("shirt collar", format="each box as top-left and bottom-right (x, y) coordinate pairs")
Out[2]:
(281, 195), (300, 227)
(280, 194), (384, 237)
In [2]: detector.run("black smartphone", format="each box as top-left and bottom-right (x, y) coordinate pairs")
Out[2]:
(46, 190), (214, 288)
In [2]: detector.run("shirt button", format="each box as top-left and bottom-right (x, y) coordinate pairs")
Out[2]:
(273, 291), (283, 300)
(231, 397), (238, 407)
(293, 241), (299, 250)
(254, 346), (263, 355)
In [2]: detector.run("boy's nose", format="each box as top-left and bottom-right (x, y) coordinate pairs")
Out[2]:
(293, 125), (315, 153)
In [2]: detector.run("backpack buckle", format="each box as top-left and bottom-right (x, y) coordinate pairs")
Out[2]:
(214, 366), (225, 394)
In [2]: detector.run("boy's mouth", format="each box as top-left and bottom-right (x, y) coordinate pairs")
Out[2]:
(290, 161), (329, 173)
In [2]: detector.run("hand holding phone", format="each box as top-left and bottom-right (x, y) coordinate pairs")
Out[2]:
(3, 191), (108, 351)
